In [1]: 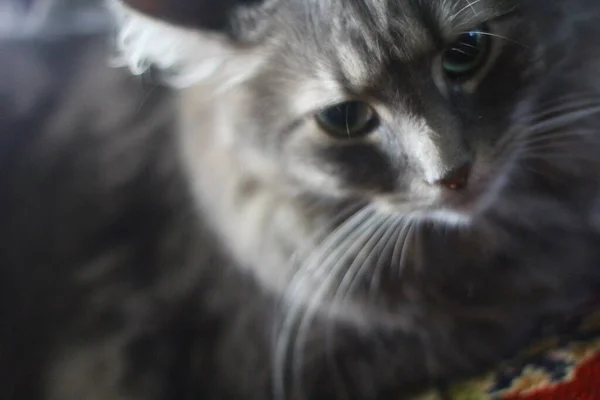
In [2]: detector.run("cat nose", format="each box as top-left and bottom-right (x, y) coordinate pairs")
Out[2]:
(435, 163), (471, 190)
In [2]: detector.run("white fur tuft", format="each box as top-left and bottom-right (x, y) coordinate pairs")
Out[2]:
(108, 0), (245, 88)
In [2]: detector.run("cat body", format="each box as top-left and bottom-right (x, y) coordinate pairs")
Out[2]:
(1, 0), (600, 399)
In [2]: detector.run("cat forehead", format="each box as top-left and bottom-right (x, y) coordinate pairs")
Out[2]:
(282, 0), (512, 87)
(303, 0), (508, 31)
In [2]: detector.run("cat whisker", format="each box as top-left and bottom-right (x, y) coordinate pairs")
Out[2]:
(319, 215), (422, 398)
(519, 131), (599, 149)
(315, 211), (388, 399)
(289, 210), (383, 400)
(518, 149), (600, 163)
(345, 106), (351, 138)
(477, 31), (527, 48)
(392, 218), (418, 277)
(451, 0), (486, 23)
(285, 201), (364, 270)
(526, 105), (600, 135)
(494, 98), (600, 158)
(510, 106), (600, 158)
(322, 214), (413, 396)
(454, 31), (526, 48)
(280, 204), (372, 306)
(451, 48), (474, 57)
(324, 325), (351, 400)
(531, 98), (600, 124)
(496, 93), (599, 149)
(272, 205), (375, 400)
(369, 219), (406, 301)
(518, 126), (596, 145)
(135, 79), (160, 115)
(536, 92), (600, 111)
(298, 206), (376, 284)
(333, 215), (394, 305)
(460, 42), (480, 51)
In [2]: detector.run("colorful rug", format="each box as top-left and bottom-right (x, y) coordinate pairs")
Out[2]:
(415, 311), (600, 400)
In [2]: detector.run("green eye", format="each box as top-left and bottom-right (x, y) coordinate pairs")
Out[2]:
(442, 26), (491, 80)
(315, 101), (378, 139)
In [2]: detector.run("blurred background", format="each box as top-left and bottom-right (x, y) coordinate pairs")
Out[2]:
(0, 0), (111, 38)
(0, 0), (172, 156)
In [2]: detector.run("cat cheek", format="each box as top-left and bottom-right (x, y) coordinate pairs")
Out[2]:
(284, 158), (348, 197)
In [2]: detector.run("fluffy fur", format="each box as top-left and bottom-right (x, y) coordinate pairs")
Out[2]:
(110, 3), (223, 86)
(110, 0), (268, 88)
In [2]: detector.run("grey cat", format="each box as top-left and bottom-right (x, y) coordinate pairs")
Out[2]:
(1, 0), (600, 399)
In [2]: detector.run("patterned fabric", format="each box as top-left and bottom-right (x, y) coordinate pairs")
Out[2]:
(415, 311), (600, 400)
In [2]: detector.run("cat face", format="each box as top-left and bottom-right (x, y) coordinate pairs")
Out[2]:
(115, 0), (527, 220)
(112, 0), (541, 330)
(111, 1), (600, 395)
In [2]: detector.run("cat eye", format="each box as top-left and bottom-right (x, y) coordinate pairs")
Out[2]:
(315, 101), (378, 139)
(442, 25), (491, 81)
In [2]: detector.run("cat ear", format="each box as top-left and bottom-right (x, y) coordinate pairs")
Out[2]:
(111, 0), (275, 87)
(118, 0), (269, 37)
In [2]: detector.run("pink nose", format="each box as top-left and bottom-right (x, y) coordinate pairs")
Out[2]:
(435, 163), (471, 190)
